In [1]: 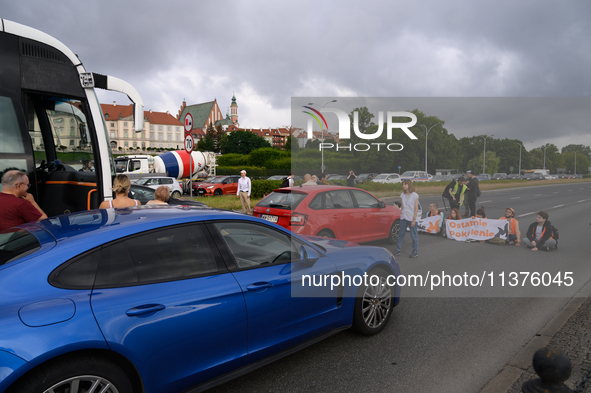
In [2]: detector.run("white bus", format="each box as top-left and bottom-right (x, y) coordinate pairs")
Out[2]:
(0, 19), (143, 216)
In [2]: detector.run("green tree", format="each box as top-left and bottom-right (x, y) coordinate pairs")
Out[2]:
(466, 151), (500, 175)
(223, 130), (272, 155)
(197, 125), (215, 151)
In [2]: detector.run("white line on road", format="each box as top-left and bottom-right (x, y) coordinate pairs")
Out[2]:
(579, 200), (586, 203)
(535, 194), (543, 196)
(553, 192), (559, 194)
(553, 205), (564, 208)
(479, 200), (492, 203)
(518, 212), (535, 217)
(510, 197), (521, 199)
(568, 189), (573, 191)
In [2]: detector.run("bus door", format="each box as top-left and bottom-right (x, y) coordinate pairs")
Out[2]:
(25, 94), (101, 217)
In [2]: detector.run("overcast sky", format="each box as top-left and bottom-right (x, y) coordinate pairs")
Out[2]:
(2, 0), (590, 149)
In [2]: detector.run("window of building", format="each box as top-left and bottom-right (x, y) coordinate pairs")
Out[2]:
(110, 132), (115, 139)
(176, 134), (180, 141)
(133, 142), (137, 148)
(124, 131), (128, 138)
(124, 122), (128, 126)
(159, 134), (163, 141)
(124, 141), (128, 147)
(176, 127), (180, 132)
(111, 122), (115, 127)
(69, 140), (74, 146)
(168, 126), (171, 131)
(167, 134), (172, 141)
(141, 132), (145, 139)
(141, 142), (146, 148)
(159, 126), (163, 131)
(150, 125), (154, 130)
(150, 133), (154, 140)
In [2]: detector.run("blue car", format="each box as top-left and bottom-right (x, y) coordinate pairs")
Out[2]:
(0, 206), (400, 393)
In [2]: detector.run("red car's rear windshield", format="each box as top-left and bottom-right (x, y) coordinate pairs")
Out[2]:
(257, 191), (307, 210)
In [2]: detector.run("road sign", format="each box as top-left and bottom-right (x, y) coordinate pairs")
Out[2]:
(184, 134), (194, 154)
(184, 113), (193, 133)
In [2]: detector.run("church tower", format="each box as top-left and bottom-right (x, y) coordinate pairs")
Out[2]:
(230, 93), (239, 126)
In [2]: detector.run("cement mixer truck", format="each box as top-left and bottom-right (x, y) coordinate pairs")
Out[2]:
(115, 151), (217, 180)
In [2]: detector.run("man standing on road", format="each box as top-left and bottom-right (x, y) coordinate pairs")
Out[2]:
(237, 170), (252, 215)
(463, 171), (479, 217)
(0, 170), (48, 231)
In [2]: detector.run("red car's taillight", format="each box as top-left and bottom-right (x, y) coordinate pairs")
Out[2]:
(290, 213), (308, 226)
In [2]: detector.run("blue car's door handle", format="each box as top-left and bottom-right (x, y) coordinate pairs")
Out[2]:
(246, 282), (272, 291)
(125, 304), (166, 316)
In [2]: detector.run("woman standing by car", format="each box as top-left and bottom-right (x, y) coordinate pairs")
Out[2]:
(99, 175), (141, 209)
(394, 179), (419, 258)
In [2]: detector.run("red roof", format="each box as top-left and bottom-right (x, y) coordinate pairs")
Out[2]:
(100, 103), (182, 126)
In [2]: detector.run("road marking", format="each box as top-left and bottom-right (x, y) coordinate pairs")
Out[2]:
(518, 212), (535, 217)
(553, 192), (559, 194)
(581, 188), (585, 190)
(568, 189), (573, 191)
(579, 200), (586, 203)
(479, 200), (492, 203)
(553, 205), (564, 208)
(510, 197), (521, 199)
(534, 194), (543, 196)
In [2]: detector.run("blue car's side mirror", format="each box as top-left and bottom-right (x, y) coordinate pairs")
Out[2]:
(299, 245), (320, 264)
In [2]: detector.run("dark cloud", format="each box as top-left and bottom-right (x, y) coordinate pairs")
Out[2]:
(2, 0), (589, 145)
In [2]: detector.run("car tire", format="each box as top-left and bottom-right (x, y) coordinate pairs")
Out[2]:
(214, 189), (223, 196)
(7, 356), (135, 393)
(317, 229), (335, 238)
(387, 219), (400, 244)
(352, 267), (394, 336)
(172, 190), (181, 198)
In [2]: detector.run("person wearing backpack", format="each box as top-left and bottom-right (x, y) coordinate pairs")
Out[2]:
(522, 210), (557, 251)
(281, 172), (294, 188)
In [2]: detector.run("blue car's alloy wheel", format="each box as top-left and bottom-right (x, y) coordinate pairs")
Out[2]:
(352, 268), (394, 335)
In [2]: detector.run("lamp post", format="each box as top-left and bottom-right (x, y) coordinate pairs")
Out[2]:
(574, 151), (577, 175)
(308, 100), (337, 173)
(418, 123), (442, 174)
(542, 145), (549, 170)
(481, 135), (493, 175)
(514, 142), (523, 176)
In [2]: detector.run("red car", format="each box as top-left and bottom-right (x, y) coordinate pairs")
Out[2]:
(193, 175), (240, 196)
(253, 185), (401, 244)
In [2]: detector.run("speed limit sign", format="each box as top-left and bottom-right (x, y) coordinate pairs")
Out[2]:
(184, 134), (194, 154)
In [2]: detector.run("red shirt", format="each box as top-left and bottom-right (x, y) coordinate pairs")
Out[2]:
(0, 193), (43, 232)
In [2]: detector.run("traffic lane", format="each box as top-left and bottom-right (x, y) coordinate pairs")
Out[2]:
(414, 181), (591, 222)
(382, 198), (591, 298)
(207, 298), (569, 393)
(207, 189), (590, 392)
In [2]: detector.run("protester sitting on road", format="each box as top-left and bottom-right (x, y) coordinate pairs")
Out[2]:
(443, 176), (467, 210)
(426, 202), (445, 236)
(499, 207), (521, 246)
(0, 170), (48, 231)
(522, 211), (557, 251)
(302, 174), (318, 186)
(448, 208), (461, 220)
(474, 206), (486, 218)
(99, 174), (141, 209)
(146, 186), (169, 205)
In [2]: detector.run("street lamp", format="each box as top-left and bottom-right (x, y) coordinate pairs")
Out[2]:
(418, 123), (442, 174)
(308, 100), (337, 173)
(541, 145), (549, 170)
(514, 141), (523, 176)
(481, 135), (493, 175)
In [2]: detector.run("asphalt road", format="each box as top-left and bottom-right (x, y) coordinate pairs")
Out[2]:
(208, 181), (591, 393)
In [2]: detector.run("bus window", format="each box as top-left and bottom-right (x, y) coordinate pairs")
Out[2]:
(26, 95), (95, 172)
(0, 96), (25, 154)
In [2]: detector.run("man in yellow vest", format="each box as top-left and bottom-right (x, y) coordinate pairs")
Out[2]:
(443, 176), (467, 210)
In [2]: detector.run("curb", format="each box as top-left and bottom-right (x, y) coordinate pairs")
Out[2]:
(479, 280), (591, 393)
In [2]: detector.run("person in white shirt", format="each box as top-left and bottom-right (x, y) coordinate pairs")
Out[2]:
(394, 179), (420, 258)
(236, 170), (252, 214)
